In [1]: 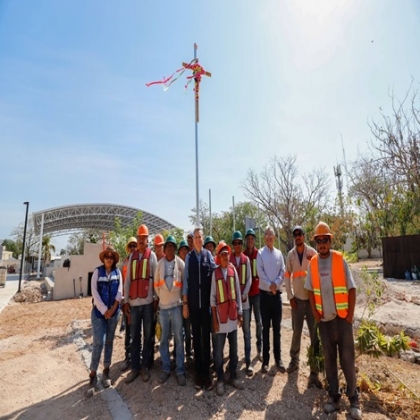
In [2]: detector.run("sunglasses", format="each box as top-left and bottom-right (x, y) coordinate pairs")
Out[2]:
(232, 241), (242, 246)
(104, 255), (115, 260)
(293, 233), (303, 238)
(315, 238), (330, 244)
(128, 244), (137, 249)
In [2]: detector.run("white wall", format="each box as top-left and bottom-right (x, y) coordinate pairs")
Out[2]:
(53, 242), (103, 300)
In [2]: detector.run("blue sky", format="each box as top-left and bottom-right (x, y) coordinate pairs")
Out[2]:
(1, 0), (420, 251)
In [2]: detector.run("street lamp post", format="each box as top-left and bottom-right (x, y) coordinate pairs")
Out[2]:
(18, 202), (29, 293)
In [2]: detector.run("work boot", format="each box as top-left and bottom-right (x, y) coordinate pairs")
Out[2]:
(245, 363), (254, 377)
(141, 367), (151, 382)
(102, 368), (111, 388)
(307, 372), (323, 389)
(276, 360), (286, 373)
(158, 371), (170, 384)
(89, 372), (97, 387)
(228, 375), (244, 390)
(177, 374), (186, 386)
(120, 358), (130, 372)
(204, 376), (214, 391)
(125, 369), (140, 384)
(323, 395), (341, 414)
(286, 362), (299, 374)
(216, 381), (225, 396)
(349, 390), (362, 419)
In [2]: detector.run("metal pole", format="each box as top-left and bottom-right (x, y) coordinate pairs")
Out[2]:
(194, 43), (200, 227)
(36, 213), (44, 278)
(257, 205), (261, 248)
(209, 189), (212, 236)
(232, 196), (235, 231)
(18, 202), (29, 293)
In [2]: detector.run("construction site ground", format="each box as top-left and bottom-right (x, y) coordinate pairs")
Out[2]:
(1, 260), (420, 420)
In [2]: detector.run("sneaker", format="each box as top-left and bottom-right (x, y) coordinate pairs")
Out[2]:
(158, 371), (170, 384)
(120, 359), (130, 372)
(349, 392), (362, 420)
(323, 395), (341, 414)
(276, 360), (286, 373)
(261, 364), (269, 373)
(286, 362), (299, 374)
(307, 372), (323, 389)
(245, 364), (254, 377)
(194, 374), (203, 390)
(228, 376), (244, 390)
(141, 367), (151, 382)
(177, 374), (186, 386)
(102, 368), (111, 388)
(204, 376), (214, 391)
(125, 369), (140, 384)
(216, 381), (225, 396)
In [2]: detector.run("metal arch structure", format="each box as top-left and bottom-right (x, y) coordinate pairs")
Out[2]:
(32, 203), (178, 237)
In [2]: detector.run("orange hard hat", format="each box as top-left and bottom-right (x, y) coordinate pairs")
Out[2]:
(137, 224), (149, 236)
(154, 234), (164, 246)
(216, 241), (231, 256)
(313, 222), (333, 239)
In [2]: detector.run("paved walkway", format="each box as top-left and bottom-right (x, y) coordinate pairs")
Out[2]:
(0, 274), (25, 315)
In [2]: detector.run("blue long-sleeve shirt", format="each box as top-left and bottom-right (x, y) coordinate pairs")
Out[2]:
(256, 246), (285, 292)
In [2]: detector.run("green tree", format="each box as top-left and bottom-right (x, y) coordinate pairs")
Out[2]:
(190, 201), (267, 246)
(160, 227), (185, 244)
(66, 228), (103, 255)
(1, 239), (19, 259)
(108, 212), (143, 261)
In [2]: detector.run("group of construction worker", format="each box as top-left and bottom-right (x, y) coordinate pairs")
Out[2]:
(89, 221), (361, 419)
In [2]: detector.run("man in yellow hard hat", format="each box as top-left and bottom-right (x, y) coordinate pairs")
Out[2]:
(305, 222), (361, 420)
(123, 224), (157, 384)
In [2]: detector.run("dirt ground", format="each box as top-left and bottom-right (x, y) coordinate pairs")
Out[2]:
(1, 262), (420, 420)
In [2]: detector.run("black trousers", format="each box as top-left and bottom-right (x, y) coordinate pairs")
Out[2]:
(260, 291), (282, 365)
(190, 306), (211, 378)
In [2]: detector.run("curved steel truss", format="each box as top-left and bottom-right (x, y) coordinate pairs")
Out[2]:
(32, 203), (177, 236)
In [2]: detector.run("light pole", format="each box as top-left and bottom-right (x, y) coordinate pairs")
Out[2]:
(18, 201), (29, 293)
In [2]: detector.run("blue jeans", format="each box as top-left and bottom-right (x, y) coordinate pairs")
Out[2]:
(159, 306), (185, 376)
(214, 330), (238, 381)
(319, 317), (357, 399)
(90, 308), (120, 371)
(249, 294), (262, 352)
(242, 308), (251, 364)
(130, 303), (153, 371)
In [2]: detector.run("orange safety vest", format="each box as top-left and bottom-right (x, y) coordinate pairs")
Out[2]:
(129, 248), (152, 299)
(310, 250), (348, 318)
(121, 256), (129, 285)
(214, 266), (238, 324)
(229, 253), (248, 293)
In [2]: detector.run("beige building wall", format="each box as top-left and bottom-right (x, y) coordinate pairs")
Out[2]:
(52, 242), (103, 300)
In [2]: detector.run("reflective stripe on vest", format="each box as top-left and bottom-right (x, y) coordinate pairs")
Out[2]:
(129, 248), (151, 299)
(230, 253), (248, 291)
(310, 250), (348, 318)
(215, 266), (238, 324)
(252, 259), (257, 277)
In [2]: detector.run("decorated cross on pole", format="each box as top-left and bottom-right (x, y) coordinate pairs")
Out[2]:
(146, 44), (211, 226)
(182, 44), (211, 122)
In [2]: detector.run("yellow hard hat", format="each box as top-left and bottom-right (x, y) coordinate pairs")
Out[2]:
(313, 222), (333, 239)
(125, 237), (137, 253)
